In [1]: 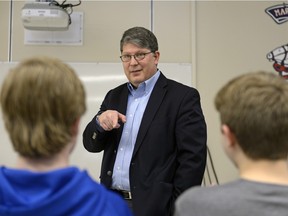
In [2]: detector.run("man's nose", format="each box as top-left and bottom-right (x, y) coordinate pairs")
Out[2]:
(130, 56), (139, 65)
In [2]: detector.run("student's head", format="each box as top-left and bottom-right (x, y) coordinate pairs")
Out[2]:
(119, 26), (160, 88)
(215, 71), (288, 160)
(0, 56), (86, 158)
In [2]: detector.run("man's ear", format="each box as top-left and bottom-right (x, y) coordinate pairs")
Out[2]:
(154, 51), (160, 63)
(221, 124), (237, 147)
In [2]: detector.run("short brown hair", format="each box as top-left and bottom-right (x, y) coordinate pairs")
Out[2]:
(0, 56), (86, 158)
(215, 71), (288, 160)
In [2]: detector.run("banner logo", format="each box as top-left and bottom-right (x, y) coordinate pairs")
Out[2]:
(265, 4), (288, 24)
(267, 44), (288, 79)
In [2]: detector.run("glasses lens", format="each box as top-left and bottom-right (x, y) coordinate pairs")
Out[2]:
(135, 53), (145, 60)
(121, 55), (131, 62)
(120, 52), (152, 62)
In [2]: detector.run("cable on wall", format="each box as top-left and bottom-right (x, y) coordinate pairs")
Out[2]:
(8, 0), (13, 62)
(203, 145), (219, 185)
(49, 0), (81, 25)
(150, 0), (154, 33)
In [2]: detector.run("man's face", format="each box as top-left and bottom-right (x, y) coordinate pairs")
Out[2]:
(121, 43), (159, 88)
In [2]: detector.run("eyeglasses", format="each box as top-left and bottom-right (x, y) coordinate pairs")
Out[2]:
(120, 52), (153, 62)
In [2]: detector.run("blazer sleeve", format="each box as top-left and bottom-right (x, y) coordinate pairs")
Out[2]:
(82, 86), (126, 153)
(82, 114), (108, 152)
(173, 88), (207, 198)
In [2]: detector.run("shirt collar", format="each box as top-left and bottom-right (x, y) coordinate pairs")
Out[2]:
(127, 70), (160, 95)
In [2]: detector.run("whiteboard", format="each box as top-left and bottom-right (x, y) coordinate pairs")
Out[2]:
(0, 62), (192, 181)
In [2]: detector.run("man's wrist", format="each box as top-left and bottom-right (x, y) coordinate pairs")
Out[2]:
(96, 115), (100, 123)
(95, 114), (105, 132)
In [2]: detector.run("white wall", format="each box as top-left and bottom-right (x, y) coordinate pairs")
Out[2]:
(1, 0), (286, 184)
(0, 62), (192, 181)
(196, 1), (287, 183)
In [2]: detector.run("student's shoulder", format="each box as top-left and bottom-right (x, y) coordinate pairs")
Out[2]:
(177, 181), (242, 204)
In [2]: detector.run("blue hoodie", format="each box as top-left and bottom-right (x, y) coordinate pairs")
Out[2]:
(0, 166), (132, 216)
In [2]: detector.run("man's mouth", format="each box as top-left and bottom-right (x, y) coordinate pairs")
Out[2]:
(131, 69), (142, 73)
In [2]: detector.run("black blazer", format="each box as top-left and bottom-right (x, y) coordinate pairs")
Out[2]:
(83, 72), (207, 216)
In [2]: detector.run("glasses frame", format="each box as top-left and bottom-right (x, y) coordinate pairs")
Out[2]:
(120, 51), (153, 62)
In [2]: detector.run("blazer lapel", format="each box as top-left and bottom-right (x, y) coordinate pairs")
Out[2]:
(132, 73), (168, 157)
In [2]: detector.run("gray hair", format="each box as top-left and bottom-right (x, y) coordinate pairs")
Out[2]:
(120, 26), (158, 52)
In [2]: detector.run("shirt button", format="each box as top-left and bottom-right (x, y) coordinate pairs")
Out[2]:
(107, 171), (112, 176)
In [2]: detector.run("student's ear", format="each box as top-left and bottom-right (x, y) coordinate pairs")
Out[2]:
(221, 124), (237, 147)
(71, 118), (81, 136)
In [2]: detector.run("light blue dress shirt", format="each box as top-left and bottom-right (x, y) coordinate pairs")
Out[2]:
(111, 70), (160, 191)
